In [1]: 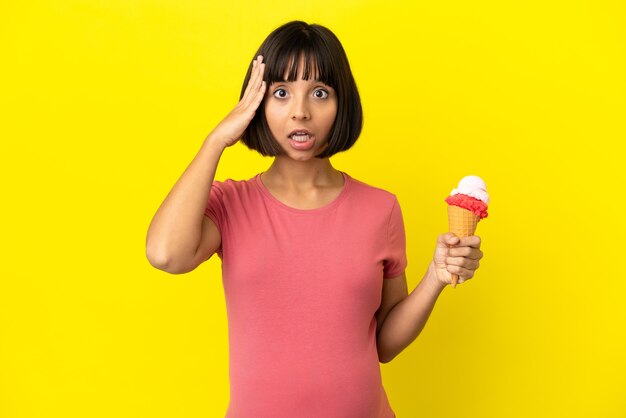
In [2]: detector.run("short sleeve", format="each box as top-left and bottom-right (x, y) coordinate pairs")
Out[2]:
(383, 197), (408, 279)
(204, 180), (226, 255)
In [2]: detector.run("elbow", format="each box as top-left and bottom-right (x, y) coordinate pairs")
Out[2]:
(146, 254), (189, 275)
(146, 246), (183, 274)
(146, 232), (202, 274)
(146, 235), (168, 269)
(146, 247), (198, 275)
(146, 235), (183, 273)
(146, 247), (172, 272)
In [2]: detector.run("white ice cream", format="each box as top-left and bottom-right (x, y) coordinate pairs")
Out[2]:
(450, 175), (490, 204)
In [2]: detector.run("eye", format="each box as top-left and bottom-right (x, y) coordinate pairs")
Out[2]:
(314, 89), (329, 99)
(273, 88), (288, 98)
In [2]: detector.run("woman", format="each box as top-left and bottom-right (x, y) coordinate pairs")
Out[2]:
(146, 20), (483, 418)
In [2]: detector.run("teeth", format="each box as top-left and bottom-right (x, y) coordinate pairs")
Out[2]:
(291, 134), (310, 142)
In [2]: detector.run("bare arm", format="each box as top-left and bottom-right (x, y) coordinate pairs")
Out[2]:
(145, 138), (225, 273)
(376, 234), (483, 362)
(145, 55), (267, 273)
(376, 262), (445, 363)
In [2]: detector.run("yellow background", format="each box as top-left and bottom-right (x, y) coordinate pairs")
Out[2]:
(1, 0), (625, 417)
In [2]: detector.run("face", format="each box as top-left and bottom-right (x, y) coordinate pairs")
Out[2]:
(264, 58), (338, 160)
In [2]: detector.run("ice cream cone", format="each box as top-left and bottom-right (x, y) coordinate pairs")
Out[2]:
(447, 205), (480, 288)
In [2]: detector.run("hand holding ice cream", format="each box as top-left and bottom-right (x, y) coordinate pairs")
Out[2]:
(431, 175), (489, 288)
(431, 233), (483, 288)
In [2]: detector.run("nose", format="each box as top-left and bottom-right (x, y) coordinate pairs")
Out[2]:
(290, 96), (310, 120)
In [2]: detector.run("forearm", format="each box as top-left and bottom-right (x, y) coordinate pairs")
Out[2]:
(146, 136), (225, 269)
(377, 261), (446, 363)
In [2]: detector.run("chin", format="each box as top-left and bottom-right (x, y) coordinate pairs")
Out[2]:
(278, 146), (327, 161)
(286, 153), (317, 162)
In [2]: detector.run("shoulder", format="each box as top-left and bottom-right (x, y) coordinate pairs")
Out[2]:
(212, 174), (259, 196)
(345, 173), (399, 208)
(207, 176), (263, 217)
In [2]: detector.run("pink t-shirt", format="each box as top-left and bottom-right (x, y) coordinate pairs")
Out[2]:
(204, 171), (407, 418)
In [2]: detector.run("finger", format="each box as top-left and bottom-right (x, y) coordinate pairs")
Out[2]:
(446, 256), (480, 270)
(446, 264), (475, 280)
(457, 235), (481, 249)
(440, 232), (459, 247)
(448, 246), (483, 260)
(245, 63), (266, 112)
(249, 81), (267, 110)
(242, 59), (265, 108)
(241, 56), (264, 105)
(241, 57), (260, 101)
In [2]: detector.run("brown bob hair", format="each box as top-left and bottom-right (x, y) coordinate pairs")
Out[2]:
(240, 21), (363, 159)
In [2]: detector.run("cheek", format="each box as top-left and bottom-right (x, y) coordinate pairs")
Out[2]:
(265, 102), (288, 120)
(323, 106), (338, 128)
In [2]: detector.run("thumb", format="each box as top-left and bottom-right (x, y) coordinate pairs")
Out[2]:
(440, 232), (459, 246)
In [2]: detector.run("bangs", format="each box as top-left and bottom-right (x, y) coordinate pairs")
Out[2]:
(265, 43), (336, 87)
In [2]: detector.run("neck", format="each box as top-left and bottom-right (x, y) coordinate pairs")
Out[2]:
(263, 156), (341, 191)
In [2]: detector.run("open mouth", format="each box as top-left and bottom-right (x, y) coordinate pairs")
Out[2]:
(290, 133), (312, 142)
(288, 129), (316, 150)
(288, 129), (314, 142)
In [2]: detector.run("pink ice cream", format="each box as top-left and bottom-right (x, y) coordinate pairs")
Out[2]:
(445, 175), (489, 219)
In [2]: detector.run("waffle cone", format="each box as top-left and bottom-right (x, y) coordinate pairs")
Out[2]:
(447, 205), (481, 287)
